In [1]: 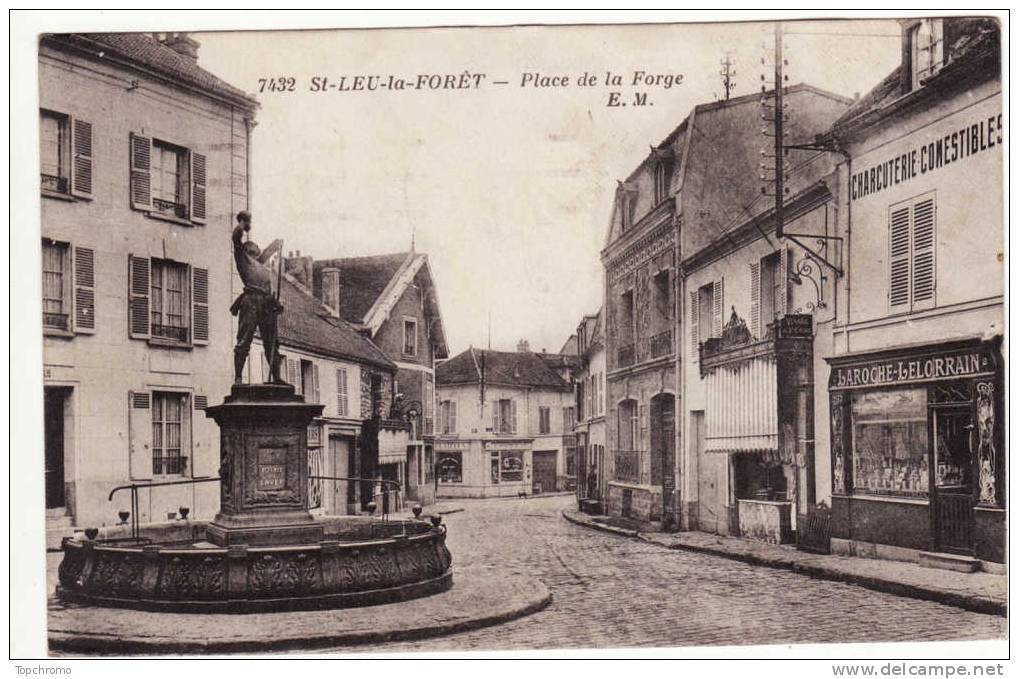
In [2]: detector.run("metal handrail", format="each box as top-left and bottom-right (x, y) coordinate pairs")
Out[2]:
(108, 477), (221, 540)
(309, 475), (402, 520)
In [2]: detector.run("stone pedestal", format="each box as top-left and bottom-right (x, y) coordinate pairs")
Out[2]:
(205, 383), (325, 547)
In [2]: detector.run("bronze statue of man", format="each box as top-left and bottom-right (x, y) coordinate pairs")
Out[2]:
(230, 211), (284, 384)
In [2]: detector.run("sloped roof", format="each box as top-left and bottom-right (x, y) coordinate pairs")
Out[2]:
(313, 253), (410, 324)
(43, 33), (257, 109)
(826, 19), (1000, 138)
(539, 352), (582, 372)
(437, 348), (571, 391)
(558, 334), (579, 356)
(277, 276), (395, 371)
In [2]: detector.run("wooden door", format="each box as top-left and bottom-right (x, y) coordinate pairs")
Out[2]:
(44, 388), (67, 509)
(532, 451), (557, 494)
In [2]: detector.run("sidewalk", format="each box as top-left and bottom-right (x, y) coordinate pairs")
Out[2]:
(562, 508), (1007, 617)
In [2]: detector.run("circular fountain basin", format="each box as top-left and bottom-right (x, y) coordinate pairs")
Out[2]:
(57, 516), (453, 613)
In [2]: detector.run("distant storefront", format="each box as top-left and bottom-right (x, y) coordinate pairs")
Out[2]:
(827, 337), (1004, 563)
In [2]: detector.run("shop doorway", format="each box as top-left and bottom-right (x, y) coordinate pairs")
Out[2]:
(44, 387), (71, 510)
(650, 393), (675, 524)
(532, 451), (557, 494)
(931, 406), (975, 554)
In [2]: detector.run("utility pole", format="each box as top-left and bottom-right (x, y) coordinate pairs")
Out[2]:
(720, 51), (736, 101)
(773, 23), (785, 237)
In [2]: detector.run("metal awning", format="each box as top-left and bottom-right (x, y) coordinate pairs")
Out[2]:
(703, 356), (778, 454)
(378, 428), (410, 464)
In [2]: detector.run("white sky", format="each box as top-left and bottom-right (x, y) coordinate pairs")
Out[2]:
(196, 19), (902, 356)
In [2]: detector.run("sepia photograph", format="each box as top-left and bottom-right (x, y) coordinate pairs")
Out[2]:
(9, 9), (1009, 667)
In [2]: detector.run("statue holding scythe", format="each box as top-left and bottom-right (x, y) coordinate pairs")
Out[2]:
(230, 211), (285, 384)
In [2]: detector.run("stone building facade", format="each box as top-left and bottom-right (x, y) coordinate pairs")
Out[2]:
(817, 18), (1004, 567)
(435, 346), (575, 498)
(287, 250), (448, 507)
(40, 32), (257, 537)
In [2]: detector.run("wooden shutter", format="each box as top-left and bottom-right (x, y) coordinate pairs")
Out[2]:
(336, 368), (347, 416)
(888, 204), (911, 309)
(749, 260), (761, 338)
(911, 196), (936, 308)
(712, 278), (724, 337)
(777, 249), (789, 318)
(70, 119), (93, 198)
(289, 358), (301, 394)
(191, 395), (217, 477)
(190, 151), (207, 224)
(73, 246), (96, 333)
(510, 400), (518, 433)
(129, 133), (152, 210)
(191, 266), (209, 345)
(450, 401), (457, 433)
(689, 291), (699, 359)
(312, 362), (320, 402)
(128, 255), (150, 339)
(492, 402), (499, 432)
(128, 391), (154, 481)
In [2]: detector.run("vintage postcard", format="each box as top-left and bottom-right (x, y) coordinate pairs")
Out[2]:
(10, 10), (1009, 668)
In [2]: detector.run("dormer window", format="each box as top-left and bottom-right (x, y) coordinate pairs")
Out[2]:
(911, 19), (944, 90)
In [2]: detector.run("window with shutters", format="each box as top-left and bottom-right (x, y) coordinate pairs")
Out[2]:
(760, 251), (782, 333)
(496, 398), (515, 434)
(40, 110), (93, 199)
(336, 367), (349, 417)
(152, 391), (189, 476)
(41, 240), (70, 331)
(910, 19), (944, 90)
(440, 399), (457, 434)
(539, 406), (551, 434)
(150, 259), (189, 342)
(888, 194), (937, 313)
(301, 359), (319, 402)
(403, 317), (418, 357)
(129, 133), (207, 225)
(653, 161), (672, 205)
(151, 140), (189, 219)
(40, 110), (70, 195)
(129, 256), (207, 346)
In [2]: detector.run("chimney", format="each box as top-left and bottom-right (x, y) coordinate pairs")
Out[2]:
(322, 267), (341, 317)
(517, 339), (530, 353)
(158, 32), (200, 63)
(284, 254), (314, 291)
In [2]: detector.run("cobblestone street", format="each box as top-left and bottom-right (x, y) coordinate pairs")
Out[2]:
(361, 495), (1005, 653)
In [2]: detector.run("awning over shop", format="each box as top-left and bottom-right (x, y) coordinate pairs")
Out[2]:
(704, 356), (778, 454)
(378, 428), (410, 464)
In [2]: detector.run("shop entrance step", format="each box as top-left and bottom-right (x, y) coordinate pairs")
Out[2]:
(919, 551), (981, 573)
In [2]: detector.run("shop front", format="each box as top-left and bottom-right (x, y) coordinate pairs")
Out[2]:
(700, 312), (815, 544)
(827, 337), (1004, 565)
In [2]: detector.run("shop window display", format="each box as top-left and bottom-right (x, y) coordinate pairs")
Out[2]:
(851, 388), (929, 496)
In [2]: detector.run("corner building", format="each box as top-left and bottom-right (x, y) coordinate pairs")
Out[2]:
(817, 18), (1004, 567)
(39, 33), (257, 535)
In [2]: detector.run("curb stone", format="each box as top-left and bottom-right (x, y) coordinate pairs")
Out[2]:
(562, 509), (1006, 618)
(48, 570), (552, 655)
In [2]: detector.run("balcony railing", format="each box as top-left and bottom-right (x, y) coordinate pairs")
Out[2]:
(649, 329), (674, 359)
(43, 312), (69, 331)
(151, 323), (189, 342)
(41, 173), (68, 194)
(152, 456), (188, 476)
(614, 449), (645, 484)
(617, 344), (636, 368)
(152, 198), (186, 219)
